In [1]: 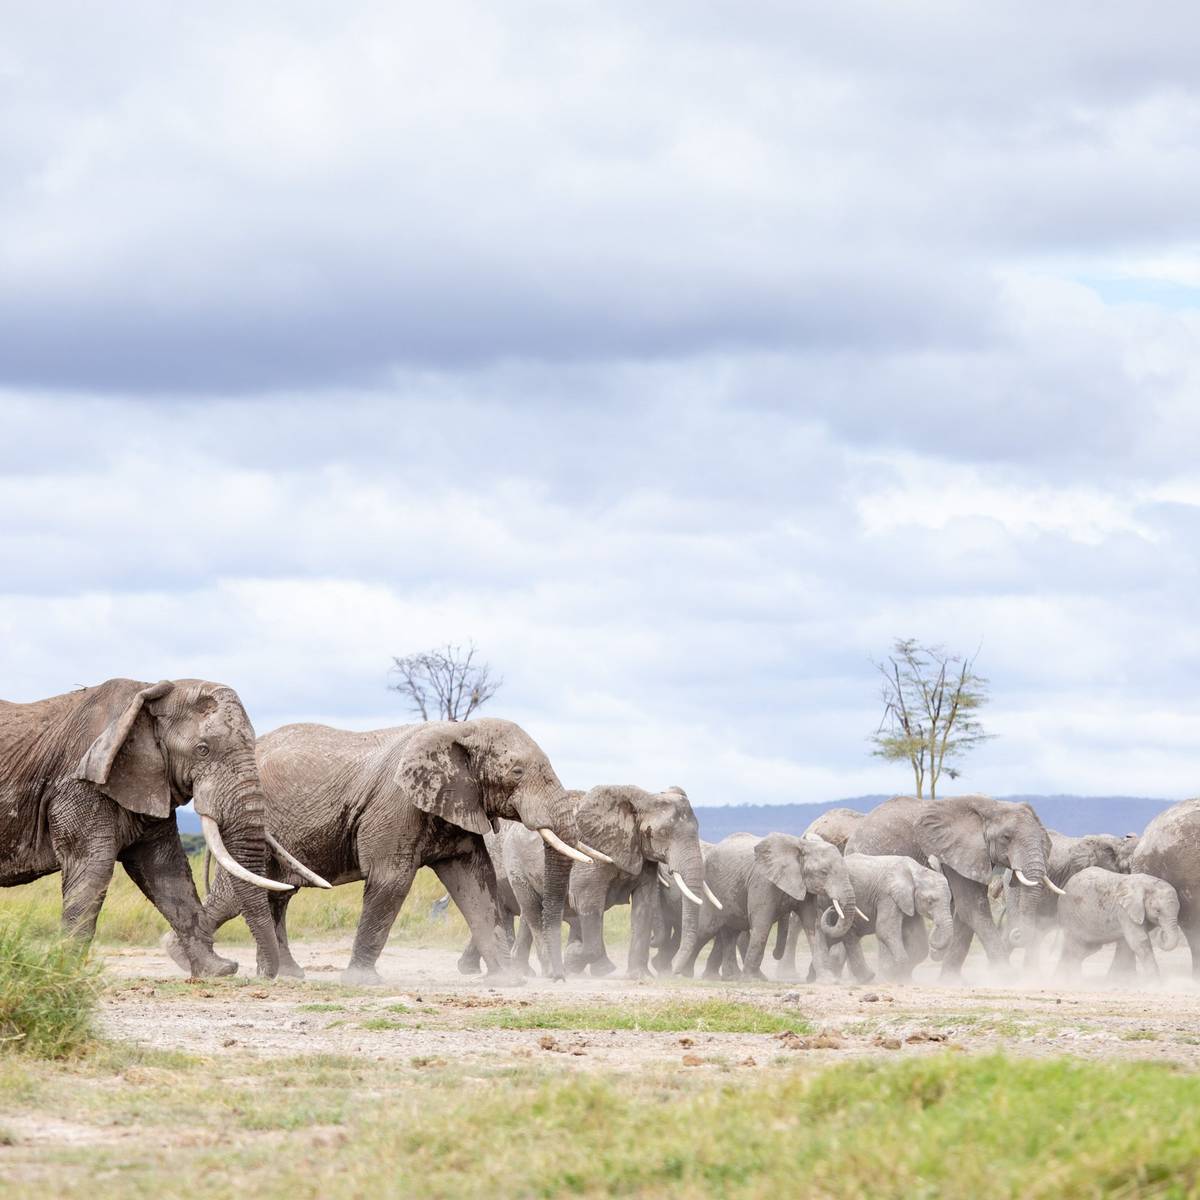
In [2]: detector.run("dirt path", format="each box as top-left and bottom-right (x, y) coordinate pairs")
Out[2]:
(95, 939), (1200, 1072)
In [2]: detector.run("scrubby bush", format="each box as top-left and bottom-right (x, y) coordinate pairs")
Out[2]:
(0, 921), (102, 1058)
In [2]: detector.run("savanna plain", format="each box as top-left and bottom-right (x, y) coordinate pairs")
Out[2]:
(4, 864), (1200, 1199)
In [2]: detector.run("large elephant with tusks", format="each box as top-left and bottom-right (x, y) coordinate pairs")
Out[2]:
(0, 678), (314, 977)
(845, 794), (1057, 979)
(184, 718), (594, 984)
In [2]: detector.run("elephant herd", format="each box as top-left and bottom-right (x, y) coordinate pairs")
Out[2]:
(3, 675), (1200, 989)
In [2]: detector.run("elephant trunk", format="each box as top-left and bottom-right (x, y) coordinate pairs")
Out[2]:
(541, 841), (572, 981)
(926, 895), (955, 956)
(1006, 836), (1050, 949)
(1153, 920), (1181, 952)
(193, 765), (283, 978)
(666, 838), (705, 973)
(819, 878), (857, 940)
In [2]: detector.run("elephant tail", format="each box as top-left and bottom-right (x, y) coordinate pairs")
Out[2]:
(772, 915), (788, 960)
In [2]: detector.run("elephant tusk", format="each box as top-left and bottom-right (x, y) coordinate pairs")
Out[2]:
(200, 817), (293, 892)
(539, 828), (593, 865)
(673, 872), (704, 906)
(264, 832), (333, 889)
(658, 866), (672, 888)
(1014, 869), (1042, 889)
(702, 881), (723, 910)
(576, 841), (614, 865)
(831, 897), (845, 921)
(855, 907), (870, 922)
(1042, 876), (1067, 896)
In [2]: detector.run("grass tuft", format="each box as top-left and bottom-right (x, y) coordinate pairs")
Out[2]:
(0, 921), (102, 1058)
(476, 999), (810, 1034)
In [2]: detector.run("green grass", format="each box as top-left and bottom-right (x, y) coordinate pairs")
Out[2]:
(0, 856), (640, 955)
(476, 999), (811, 1035)
(0, 921), (102, 1059)
(4, 1051), (1200, 1197)
(0, 858), (474, 949)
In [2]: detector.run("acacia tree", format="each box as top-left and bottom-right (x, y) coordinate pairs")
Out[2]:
(389, 642), (502, 722)
(870, 638), (992, 798)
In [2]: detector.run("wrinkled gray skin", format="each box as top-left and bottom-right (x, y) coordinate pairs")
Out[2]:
(1055, 867), (1181, 980)
(0, 678), (281, 977)
(816, 854), (954, 983)
(677, 833), (856, 980)
(652, 840), (717, 975)
(803, 808), (865, 852)
(846, 794), (1053, 978)
(996, 830), (1139, 968)
(455, 826), (521, 975)
(188, 718), (576, 986)
(486, 786), (706, 979)
(774, 808), (866, 980)
(1131, 799), (1200, 978)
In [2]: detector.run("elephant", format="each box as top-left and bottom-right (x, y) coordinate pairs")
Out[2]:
(1130, 799), (1200, 978)
(676, 832), (856, 980)
(803, 807), (865, 851)
(845, 794), (1055, 978)
(482, 786), (710, 978)
(0, 677), (307, 977)
(1055, 867), (1181, 980)
(183, 717), (587, 985)
(815, 854), (954, 983)
(995, 830), (1138, 967)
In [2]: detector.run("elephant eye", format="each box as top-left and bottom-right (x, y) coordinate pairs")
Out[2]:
(510, 765), (525, 780)
(195, 742), (211, 759)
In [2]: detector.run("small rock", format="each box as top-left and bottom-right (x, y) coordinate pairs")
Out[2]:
(538, 1035), (560, 1052)
(679, 1036), (695, 1048)
(222, 1038), (237, 1048)
(904, 1030), (948, 1044)
(862, 993), (879, 1003)
(781, 991), (801, 1004)
(682, 1054), (703, 1067)
(739, 1056), (757, 1067)
(873, 1036), (902, 1050)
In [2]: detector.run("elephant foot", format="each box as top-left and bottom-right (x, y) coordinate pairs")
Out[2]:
(342, 963), (386, 987)
(675, 963), (696, 979)
(651, 955), (673, 975)
(590, 957), (617, 977)
(744, 968), (767, 982)
(703, 968), (723, 981)
(276, 959), (306, 980)
(624, 966), (651, 981)
(162, 933), (238, 978)
(457, 956), (483, 976)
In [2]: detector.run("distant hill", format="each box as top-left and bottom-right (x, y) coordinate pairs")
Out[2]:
(177, 794), (1179, 843)
(693, 795), (1179, 841)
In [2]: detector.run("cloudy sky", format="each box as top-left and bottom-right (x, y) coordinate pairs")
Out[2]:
(3, 3), (1200, 806)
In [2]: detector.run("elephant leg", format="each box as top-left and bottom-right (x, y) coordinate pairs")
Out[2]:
(874, 904), (909, 982)
(843, 935), (873, 983)
(939, 872), (1007, 979)
(775, 912), (802, 981)
(510, 878), (549, 975)
(513, 916), (533, 973)
(270, 891), (304, 979)
(1182, 910), (1200, 980)
(458, 938), (484, 975)
(1056, 933), (1086, 981)
(797, 904), (819, 982)
(626, 882), (655, 979)
(742, 919), (771, 980)
(433, 855), (520, 986)
(702, 928), (728, 979)
(344, 862), (418, 985)
(165, 867), (242, 972)
(902, 915), (929, 975)
(119, 825), (238, 978)
(677, 911), (718, 979)
(722, 929), (745, 979)
(59, 846), (116, 944)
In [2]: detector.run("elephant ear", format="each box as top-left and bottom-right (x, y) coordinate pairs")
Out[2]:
(756, 834), (807, 902)
(1117, 880), (1145, 925)
(393, 725), (490, 837)
(576, 787), (640, 876)
(916, 800), (992, 884)
(886, 863), (917, 916)
(76, 681), (174, 819)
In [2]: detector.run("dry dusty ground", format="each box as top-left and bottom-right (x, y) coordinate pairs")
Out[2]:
(97, 937), (1200, 1070)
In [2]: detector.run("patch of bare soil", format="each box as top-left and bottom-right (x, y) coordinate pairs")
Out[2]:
(95, 939), (1200, 1072)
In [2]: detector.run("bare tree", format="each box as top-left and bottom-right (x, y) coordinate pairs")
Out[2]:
(870, 638), (993, 799)
(389, 642), (502, 722)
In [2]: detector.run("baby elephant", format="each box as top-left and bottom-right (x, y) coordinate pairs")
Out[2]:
(817, 854), (955, 983)
(1056, 867), (1181, 980)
